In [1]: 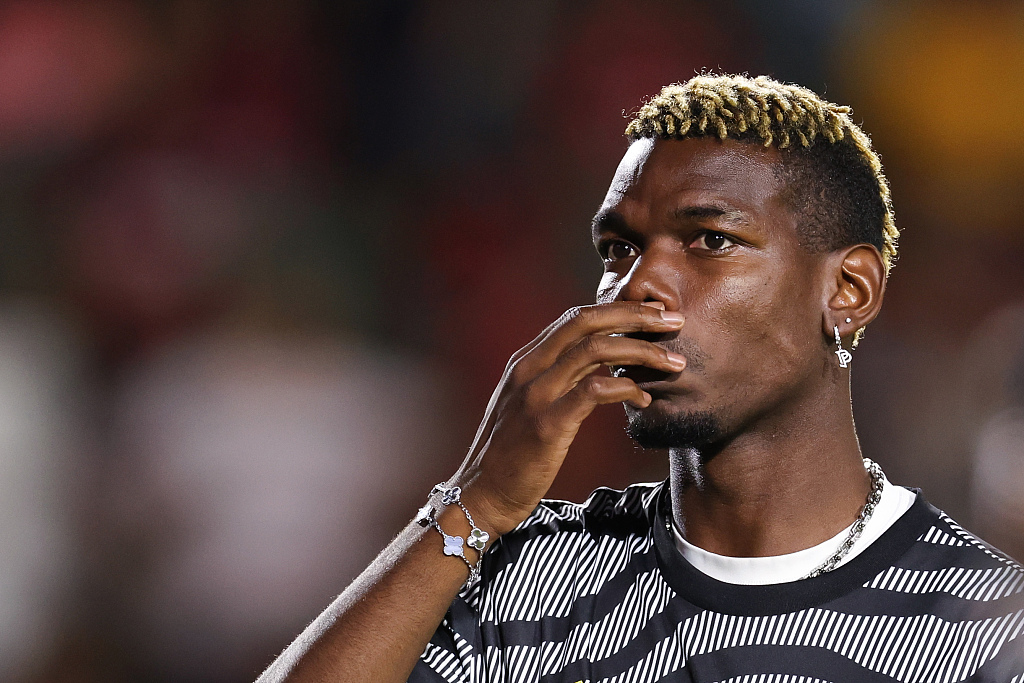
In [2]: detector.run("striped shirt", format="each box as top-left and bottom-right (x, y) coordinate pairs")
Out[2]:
(411, 482), (1024, 682)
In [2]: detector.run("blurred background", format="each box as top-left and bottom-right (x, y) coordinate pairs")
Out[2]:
(0, 0), (1022, 680)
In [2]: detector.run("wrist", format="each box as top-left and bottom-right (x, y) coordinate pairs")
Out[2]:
(450, 472), (541, 540)
(417, 482), (499, 579)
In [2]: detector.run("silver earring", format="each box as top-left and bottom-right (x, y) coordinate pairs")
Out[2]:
(834, 325), (852, 368)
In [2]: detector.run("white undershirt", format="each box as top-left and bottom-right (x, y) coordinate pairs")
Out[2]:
(672, 475), (917, 585)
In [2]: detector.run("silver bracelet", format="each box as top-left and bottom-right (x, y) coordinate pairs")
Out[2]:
(416, 484), (490, 580)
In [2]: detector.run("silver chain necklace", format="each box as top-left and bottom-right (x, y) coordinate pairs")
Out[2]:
(665, 458), (886, 579)
(802, 457), (885, 579)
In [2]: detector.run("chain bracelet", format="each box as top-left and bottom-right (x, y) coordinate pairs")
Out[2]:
(432, 484), (491, 552)
(425, 515), (480, 581)
(418, 483), (491, 581)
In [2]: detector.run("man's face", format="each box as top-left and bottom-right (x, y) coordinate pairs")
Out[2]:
(593, 137), (831, 449)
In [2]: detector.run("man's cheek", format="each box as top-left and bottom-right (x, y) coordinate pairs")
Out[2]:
(714, 285), (793, 348)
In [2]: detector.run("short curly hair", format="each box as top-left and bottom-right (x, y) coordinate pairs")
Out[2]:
(625, 74), (898, 276)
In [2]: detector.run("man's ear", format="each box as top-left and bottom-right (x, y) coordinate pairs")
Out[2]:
(822, 244), (887, 342)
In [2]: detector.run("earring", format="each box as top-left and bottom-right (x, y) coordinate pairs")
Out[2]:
(834, 325), (852, 368)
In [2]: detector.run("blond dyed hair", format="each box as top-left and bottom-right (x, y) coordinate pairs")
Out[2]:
(625, 75), (898, 275)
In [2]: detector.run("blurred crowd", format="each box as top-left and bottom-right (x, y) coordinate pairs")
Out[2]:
(0, 1), (1021, 681)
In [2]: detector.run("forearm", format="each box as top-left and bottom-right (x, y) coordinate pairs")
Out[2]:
(258, 302), (681, 682)
(258, 503), (483, 683)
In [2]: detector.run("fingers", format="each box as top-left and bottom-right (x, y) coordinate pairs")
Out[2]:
(509, 302), (684, 384)
(508, 300), (649, 367)
(539, 375), (651, 441)
(532, 334), (685, 400)
(453, 304), (682, 532)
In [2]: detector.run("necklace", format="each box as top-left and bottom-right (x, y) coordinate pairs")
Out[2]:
(664, 458), (886, 579)
(802, 458), (885, 578)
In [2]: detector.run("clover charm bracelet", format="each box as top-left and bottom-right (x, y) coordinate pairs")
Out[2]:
(419, 483), (490, 581)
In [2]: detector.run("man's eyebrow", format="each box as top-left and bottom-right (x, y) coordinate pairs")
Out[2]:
(673, 205), (748, 225)
(591, 211), (633, 237)
(591, 205), (749, 239)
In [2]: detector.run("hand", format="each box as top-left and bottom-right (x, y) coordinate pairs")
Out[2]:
(451, 301), (686, 540)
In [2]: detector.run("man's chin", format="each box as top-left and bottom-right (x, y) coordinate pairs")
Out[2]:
(624, 404), (723, 449)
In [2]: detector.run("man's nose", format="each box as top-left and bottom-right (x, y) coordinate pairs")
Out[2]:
(614, 249), (681, 310)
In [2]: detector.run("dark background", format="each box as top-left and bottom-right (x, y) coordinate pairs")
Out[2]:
(1, 1), (1022, 681)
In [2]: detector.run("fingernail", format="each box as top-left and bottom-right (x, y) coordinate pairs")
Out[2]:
(667, 352), (686, 368)
(660, 311), (684, 323)
(641, 301), (666, 310)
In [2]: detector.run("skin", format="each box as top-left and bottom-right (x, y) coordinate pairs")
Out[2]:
(594, 137), (886, 555)
(258, 136), (887, 682)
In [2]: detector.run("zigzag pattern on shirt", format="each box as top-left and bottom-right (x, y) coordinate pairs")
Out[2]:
(515, 500), (585, 532)
(940, 512), (1024, 571)
(478, 528), (656, 623)
(436, 559), (678, 681)
(919, 525), (966, 547)
(866, 563), (1024, 601)
(713, 676), (833, 683)
(535, 568), (675, 672)
(509, 481), (661, 536)
(419, 486), (1024, 683)
(455, 575), (1024, 682)
(422, 641), (462, 683)
(580, 606), (1024, 683)
(583, 482), (662, 520)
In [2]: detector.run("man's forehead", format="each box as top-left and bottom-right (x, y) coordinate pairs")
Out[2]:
(607, 138), (657, 196)
(602, 137), (783, 209)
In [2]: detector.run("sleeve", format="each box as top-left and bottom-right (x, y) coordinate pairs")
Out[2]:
(408, 596), (481, 683)
(408, 499), (586, 683)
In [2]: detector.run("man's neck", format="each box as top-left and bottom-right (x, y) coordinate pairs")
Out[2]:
(668, 388), (870, 558)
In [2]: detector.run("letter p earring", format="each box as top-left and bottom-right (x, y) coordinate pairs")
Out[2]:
(834, 325), (852, 368)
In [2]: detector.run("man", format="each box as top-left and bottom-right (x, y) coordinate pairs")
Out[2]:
(259, 75), (1024, 682)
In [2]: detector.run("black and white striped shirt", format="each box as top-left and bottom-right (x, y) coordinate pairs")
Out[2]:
(411, 482), (1024, 682)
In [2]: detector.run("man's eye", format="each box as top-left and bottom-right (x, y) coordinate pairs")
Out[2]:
(604, 241), (638, 261)
(690, 232), (735, 251)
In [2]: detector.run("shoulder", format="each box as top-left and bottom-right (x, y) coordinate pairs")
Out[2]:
(916, 505), (1021, 570)
(872, 499), (1024, 604)
(476, 481), (665, 581)
(503, 480), (665, 540)
(466, 481), (666, 621)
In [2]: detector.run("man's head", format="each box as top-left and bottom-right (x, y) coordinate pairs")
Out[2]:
(625, 75), (897, 278)
(594, 75), (894, 450)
